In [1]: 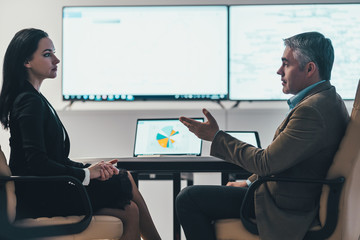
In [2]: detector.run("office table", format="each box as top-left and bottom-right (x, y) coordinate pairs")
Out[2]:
(82, 156), (250, 240)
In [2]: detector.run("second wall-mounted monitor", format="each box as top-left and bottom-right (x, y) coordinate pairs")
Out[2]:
(229, 3), (360, 101)
(62, 6), (228, 101)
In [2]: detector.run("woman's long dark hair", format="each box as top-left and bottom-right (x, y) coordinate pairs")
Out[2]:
(0, 28), (48, 129)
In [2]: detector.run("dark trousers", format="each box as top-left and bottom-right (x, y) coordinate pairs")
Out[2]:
(175, 185), (254, 240)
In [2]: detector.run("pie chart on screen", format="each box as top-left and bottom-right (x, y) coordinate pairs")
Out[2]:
(156, 126), (179, 148)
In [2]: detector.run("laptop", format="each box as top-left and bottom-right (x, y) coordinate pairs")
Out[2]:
(134, 118), (204, 157)
(225, 131), (261, 148)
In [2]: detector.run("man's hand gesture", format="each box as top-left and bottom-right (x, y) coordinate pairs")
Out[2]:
(180, 108), (219, 141)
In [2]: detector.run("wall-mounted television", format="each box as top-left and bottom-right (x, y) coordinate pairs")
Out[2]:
(62, 6), (228, 101)
(229, 3), (360, 101)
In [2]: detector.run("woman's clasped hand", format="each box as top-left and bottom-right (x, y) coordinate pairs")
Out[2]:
(89, 159), (120, 181)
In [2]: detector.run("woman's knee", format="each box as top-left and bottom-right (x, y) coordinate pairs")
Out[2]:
(127, 171), (138, 192)
(127, 171), (134, 181)
(126, 201), (139, 216)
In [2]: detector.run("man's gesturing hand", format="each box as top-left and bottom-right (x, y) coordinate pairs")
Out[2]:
(179, 108), (219, 141)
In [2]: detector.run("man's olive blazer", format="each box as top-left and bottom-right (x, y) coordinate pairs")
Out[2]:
(211, 81), (349, 240)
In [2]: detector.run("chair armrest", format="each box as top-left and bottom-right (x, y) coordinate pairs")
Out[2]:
(240, 176), (344, 240)
(0, 175), (93, 240)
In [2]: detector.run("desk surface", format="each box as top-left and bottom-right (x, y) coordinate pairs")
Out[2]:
(80, 156), (249, 174)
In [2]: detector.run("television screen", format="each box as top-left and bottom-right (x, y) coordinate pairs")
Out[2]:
(62, 6), (228, 101)
(229, 3), (360, 101)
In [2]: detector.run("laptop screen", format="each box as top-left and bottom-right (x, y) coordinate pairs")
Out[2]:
(134, 118), (204, 156)
(225, 131), (261, 148)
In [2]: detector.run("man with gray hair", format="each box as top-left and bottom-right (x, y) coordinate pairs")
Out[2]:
(176, 32), (349, 240)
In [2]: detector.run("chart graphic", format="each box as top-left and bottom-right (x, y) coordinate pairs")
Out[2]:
(156, 126), (179, 148)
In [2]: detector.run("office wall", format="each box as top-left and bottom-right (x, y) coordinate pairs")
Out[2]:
(1, 0), (357, 157)
(0, 0), (356, 239)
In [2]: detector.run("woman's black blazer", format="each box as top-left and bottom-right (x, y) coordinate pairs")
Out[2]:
(8, 82), (90, 218)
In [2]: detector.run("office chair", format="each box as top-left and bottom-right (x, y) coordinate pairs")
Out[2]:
(0, 145), (124, 240)
(215, 80), (360, 240)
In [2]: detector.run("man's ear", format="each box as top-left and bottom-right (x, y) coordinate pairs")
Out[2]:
(306, 62), (317, 76)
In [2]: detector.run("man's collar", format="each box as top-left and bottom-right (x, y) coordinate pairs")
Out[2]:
(287, 80), (326, 109)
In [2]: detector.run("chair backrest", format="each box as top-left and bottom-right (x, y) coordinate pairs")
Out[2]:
(319, 80), (360, 240)
(0, 145), (16, 223)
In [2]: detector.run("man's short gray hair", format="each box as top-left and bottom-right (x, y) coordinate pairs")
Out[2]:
(284, 32), (334, 80)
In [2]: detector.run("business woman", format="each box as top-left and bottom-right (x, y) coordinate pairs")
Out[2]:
(0, 28), (161, 240)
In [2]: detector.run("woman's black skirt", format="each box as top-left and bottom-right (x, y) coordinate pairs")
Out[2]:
(15, 169), (133, 219)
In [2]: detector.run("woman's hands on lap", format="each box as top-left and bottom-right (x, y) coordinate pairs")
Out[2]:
(89, 159), (119, 181)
